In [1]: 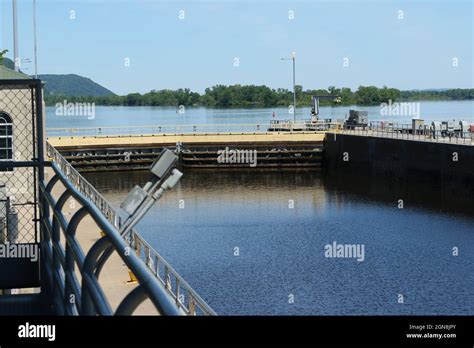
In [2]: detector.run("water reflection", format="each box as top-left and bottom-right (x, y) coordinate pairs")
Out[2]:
(86, 168), (474, 218)
(84, 169), (474, 315)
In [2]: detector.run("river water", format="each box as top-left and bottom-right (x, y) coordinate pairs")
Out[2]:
(47, 101), (474, 314)
(46, 100), (474, 132)
(85, 169), (474, 315)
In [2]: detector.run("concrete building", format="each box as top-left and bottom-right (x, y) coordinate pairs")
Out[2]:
(0, 65), (40, 244)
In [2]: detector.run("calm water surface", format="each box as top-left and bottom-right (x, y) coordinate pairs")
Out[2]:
(46, 100), (474, 131)
(85, 170), (474, 315)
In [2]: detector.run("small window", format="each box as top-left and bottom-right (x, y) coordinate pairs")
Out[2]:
(0, 112), (13, 172)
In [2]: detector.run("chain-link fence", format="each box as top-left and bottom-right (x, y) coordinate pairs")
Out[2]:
(0, 81), (42, 244)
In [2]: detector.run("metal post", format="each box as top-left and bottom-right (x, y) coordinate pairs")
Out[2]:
(12, 0), (19, 71)
(33, 0), (38, 78)
(281, 52), (297, 123)
(292, 52), (296, 122)
(35, 81), (45, 181)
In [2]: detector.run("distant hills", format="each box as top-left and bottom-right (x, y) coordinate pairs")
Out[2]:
(0, 57), (115, 97)
(38, 74), (115, 97)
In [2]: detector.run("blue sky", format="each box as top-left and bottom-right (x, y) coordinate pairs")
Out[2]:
(1, 0), (473, 95)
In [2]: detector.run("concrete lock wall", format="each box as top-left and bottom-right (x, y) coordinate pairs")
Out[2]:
(323, 133), (474, 182)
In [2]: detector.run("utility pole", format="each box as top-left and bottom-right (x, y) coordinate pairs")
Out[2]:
(12, 0), (19, 71)
(33, 0), (38, 78)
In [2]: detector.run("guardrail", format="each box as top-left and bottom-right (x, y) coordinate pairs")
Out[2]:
(46, 121), (340, 137)
(46, 142), (216, 315)
(47, 123), (275, 137)
(40, 163), (182, 315)
(269, 120), (342, 131)
(340, 122), (473, 145)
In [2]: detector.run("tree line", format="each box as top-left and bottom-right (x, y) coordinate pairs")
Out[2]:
(44, 85), (474, 107)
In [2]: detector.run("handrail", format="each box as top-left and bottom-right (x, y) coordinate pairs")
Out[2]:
(339, 122), (473, 145)
(46, 141), (216, 315)
(46, 121), (341, 137)
(47, 123), (272, 137)
(41, 162), (183, 315)
(47, 123), (272, 131)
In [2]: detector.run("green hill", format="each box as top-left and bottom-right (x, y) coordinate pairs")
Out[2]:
(1, 57), (16, 70)
(38, 74), (115, 97)
(0, 57), (115, 97)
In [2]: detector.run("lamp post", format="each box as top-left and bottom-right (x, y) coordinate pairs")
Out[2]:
(281, 51), (296, 122)
(12, 0), (19, 71)
(33, 0), (38, 78)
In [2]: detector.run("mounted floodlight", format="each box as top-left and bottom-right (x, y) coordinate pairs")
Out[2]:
(150, 148), (178, 179)
(161, 169), (183, 190)
(119, 149), (182, 237)
(120, 149), (178, 215)
(120, 186), (147, 217)
(94, 149), (183, 279)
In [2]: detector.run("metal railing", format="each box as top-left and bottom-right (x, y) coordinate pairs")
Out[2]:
(40, 163), (182, 315)
(340, 122), (474, 145)
(269, 119), (342, 131)
(46, 142), (216, 315)
(47, 123), (272, 137)
(46, 121), (338, 137)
